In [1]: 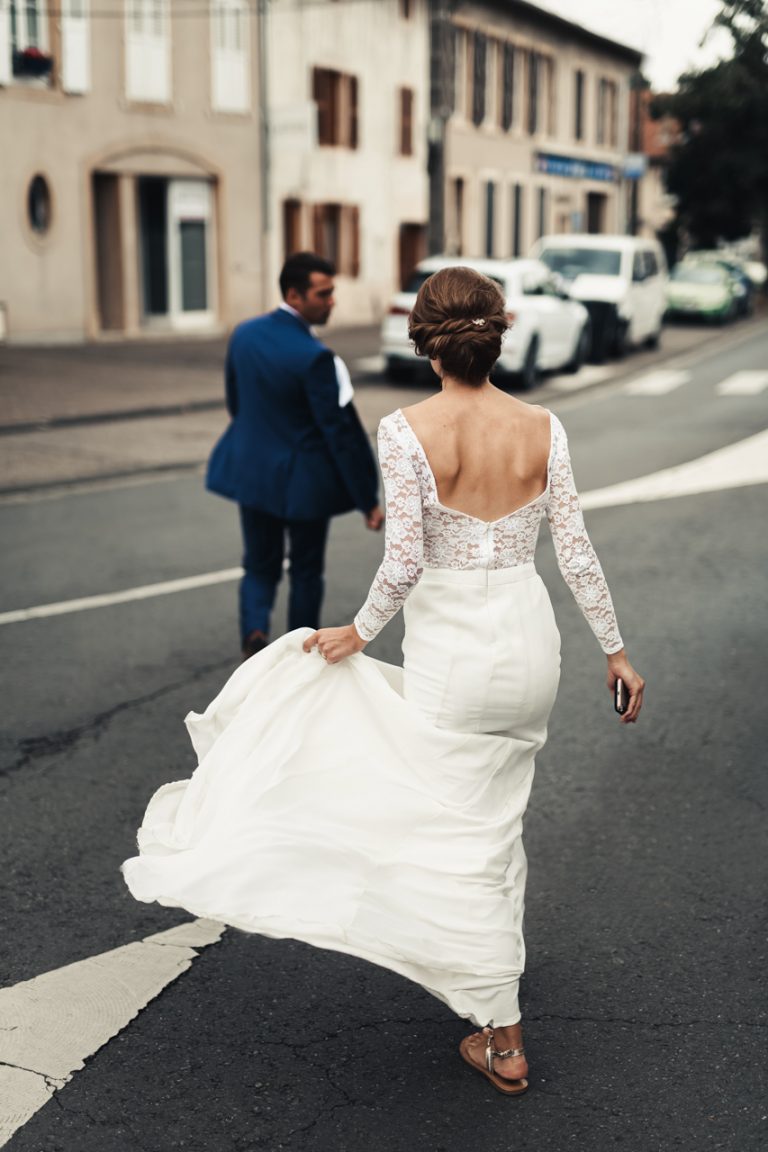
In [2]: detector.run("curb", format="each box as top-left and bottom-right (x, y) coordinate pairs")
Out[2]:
(0, 398), (224, 438)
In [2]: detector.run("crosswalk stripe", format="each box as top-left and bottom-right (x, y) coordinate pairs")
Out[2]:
(716, 370), (768, 396)
(549, 365), (614, 392)
(623, 369), (691, 396)
(0, 919), (223, 1146)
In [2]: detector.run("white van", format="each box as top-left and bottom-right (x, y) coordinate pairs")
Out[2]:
(530, 234), (668, 362)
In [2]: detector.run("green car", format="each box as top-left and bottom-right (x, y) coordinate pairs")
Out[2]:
(665, 263), (738, 323)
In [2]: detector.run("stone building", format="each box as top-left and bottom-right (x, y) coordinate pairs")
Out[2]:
(434, 0), (643, 258)
(0, 0), (263, 343)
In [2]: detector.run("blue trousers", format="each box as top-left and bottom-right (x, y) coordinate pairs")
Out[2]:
(238, 507), (330, 643)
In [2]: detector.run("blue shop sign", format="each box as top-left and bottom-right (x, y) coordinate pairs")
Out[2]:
(535, 152), (618, 182)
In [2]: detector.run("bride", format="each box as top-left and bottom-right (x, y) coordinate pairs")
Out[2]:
(123, 266), (644, 1097)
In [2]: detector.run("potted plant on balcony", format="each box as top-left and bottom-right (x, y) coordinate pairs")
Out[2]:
(12, 45), (53, 79)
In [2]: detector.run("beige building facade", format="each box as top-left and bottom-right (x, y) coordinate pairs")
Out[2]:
(0, 0), (264, 344)
(442, 1), (643, 259)
(266, 0), (430, 323)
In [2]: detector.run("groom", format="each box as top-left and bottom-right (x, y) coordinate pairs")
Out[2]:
(207, 252), (383, 659)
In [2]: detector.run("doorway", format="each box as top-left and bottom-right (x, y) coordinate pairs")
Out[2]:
(586, 192), (607, 234)
(137, 177), (215, 329)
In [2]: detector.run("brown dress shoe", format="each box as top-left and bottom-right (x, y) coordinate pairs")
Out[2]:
(241, 629), (269, 661)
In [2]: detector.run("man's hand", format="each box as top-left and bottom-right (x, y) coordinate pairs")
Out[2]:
(365, 505), (384, 531)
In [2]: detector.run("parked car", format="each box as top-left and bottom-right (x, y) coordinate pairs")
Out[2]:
(680, 252), (756, 317)
(530, 234), (668, 362)
(665, 263), (739, 323)
(380, 256), (591, 389)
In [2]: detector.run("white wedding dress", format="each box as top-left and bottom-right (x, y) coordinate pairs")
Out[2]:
(123, 409), (622, 1027)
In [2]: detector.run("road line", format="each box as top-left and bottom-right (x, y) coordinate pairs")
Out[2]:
(623, 369), (691, 396)
(716, 370), (768, 396)
(0, 568), (243, 627)
(2, 429), (768, 628)
(581, 429), (768, 510)
(0, 919), (224, 1146)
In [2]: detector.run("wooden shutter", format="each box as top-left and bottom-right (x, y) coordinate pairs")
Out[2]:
(348, 74), (358, 149)
(399, 87), (413, 155)
(313, 68), (335, 145)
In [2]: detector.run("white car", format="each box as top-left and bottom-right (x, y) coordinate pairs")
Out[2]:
(531, 234), (668, 361)
(380, 256), (591, 389)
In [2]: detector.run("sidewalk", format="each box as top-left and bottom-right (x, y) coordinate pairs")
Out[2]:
(0, 325), (381, 432)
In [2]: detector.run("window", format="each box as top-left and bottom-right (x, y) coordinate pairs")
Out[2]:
(211, 0), (250, 113)
(27, 174), (52, 235)
(312, 203), (360, 276)
(10, 0), (48, 52)
(511, 183), (523, 257)
(500, 43), (515, 131)
(7, 0), (52, 82)
(398, 0), (413, 17)
(537, 187), (547, 239)
(527, 51), (538, 135)
(125, 0), (169, 103)
(484, 181), (496, 257)
(597, 77), (618, 146)
(283, 199), (303, 259)
(313, 68), (358, 148)
(574, 69), (584, 140)
(399, 87), (414, 156)
(472, 32), (487, 126)
(644, 250), (659, 278)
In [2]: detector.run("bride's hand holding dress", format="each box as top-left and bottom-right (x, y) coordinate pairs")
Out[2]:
(303, 623), (367, 664)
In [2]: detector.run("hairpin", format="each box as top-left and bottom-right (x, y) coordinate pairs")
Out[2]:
(471, 318), (487, 327)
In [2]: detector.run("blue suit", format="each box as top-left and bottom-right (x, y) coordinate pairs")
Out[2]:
(207, 308), (379, 642)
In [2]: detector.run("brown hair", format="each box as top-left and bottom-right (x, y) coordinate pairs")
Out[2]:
(408, 266), (509, 385)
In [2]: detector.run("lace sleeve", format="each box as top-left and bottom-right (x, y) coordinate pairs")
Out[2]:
(546, 415), (624, 654)
(354, 417), (424, 642)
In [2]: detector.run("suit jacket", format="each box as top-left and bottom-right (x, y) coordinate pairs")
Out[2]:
(206, 309), (379, 520)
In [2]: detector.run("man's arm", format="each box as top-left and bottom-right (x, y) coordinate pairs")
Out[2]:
(303, 349), (379, 514)
(224, 342), (238, 417)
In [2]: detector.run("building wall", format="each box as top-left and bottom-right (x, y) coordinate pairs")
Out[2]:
(267, 0), (429, 323)
(444, 2), (641, 259)
(0, 2), (263, 344)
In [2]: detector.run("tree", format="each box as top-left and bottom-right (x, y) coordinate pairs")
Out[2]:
(655, 0), (768, 264)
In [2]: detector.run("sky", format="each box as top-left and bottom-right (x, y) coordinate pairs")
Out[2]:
(532, 0), (732, 90)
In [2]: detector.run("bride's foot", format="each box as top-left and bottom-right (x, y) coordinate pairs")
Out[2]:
(459, 1024), (529, 1096)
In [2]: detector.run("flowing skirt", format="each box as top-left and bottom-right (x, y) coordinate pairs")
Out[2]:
(122, 563), (561, 1026)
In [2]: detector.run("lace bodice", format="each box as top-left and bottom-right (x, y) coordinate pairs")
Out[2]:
(354, 408), (623, 654)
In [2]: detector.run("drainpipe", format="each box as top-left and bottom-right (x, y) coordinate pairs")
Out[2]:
(258, 0), (271, 309)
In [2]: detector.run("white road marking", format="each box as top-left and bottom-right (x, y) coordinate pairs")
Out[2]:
(716, 370), (768, 396)
(581, 428), (768, 510)
(548, 365), (614, 392)
(0, 567), (243, 627)
(623, 369), (691, 396)
(0, 919), (224, 1146)
(2, 429), (767, 629)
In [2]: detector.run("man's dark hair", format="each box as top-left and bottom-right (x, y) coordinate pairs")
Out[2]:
(279, 252), (336, 298)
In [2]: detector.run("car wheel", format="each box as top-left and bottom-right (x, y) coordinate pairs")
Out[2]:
(515, 337), (540, 391)
(385, 357), (415, 382)
(563, 322), (591, 374)
(645, 326), (662, 350)
(611, 319), (630, 358)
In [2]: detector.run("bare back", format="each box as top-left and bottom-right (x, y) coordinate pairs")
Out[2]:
(402, 386), (551, 523)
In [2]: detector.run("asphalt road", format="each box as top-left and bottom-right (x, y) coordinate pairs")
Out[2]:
(1, 324), (766, 1151)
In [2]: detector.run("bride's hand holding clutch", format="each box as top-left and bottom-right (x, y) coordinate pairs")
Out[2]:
(303, 624), (367, 664)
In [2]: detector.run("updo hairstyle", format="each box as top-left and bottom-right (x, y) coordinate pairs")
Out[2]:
(408, 266), (509, 385)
